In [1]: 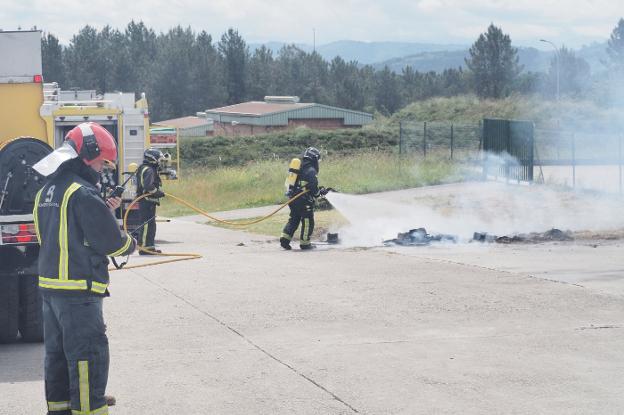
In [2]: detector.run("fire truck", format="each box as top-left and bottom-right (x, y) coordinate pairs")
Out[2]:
(0, 30), (173, 343)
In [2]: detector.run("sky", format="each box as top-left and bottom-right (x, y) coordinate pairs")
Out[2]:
(1, 0), (623, 49)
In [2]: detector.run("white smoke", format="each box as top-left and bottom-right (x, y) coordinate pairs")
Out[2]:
(325, 179), (624, 247)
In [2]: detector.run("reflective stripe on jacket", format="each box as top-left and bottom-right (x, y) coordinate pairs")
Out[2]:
(293, 162), (319, 205)
(34, 168), (135, 295)
(136, 163), (162, 204)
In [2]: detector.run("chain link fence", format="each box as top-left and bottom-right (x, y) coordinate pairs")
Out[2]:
(398, 121), (482, 160)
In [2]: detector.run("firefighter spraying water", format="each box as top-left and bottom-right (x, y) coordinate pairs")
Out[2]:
(280, 147), (335, 250)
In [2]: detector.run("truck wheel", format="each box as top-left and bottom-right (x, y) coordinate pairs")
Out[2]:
(19, 274), (43, 342)
(0, 274), (20, 343)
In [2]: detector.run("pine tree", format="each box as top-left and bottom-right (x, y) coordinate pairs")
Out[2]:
(546, 46), (590, 98)
(64, 25), (101, 90)
(440, 68), (469, 97)
(401, 65), (420, 104)
(274, 45), (306, 96)
(248, 46), (276, 100)
(124, 20), (158, 96)
(330, 57), (366, 110)
(191, 31), (227, 111)
(374, 66), (402, 115)
(465, 24), (522, 98)
(300, 51), (330, 103)
(149, 26), (196, 120)
(41, 33), (66, 86)
(606, 18), (624, 73)
(217, 28), (249, 104)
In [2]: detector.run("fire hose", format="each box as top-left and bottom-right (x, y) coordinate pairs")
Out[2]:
(109, 189), (310, 271)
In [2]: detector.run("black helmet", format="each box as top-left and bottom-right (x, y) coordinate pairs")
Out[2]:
(144, 148), (164, 166)
(302, 146), (321, 162)
(302, 146), (320, 172)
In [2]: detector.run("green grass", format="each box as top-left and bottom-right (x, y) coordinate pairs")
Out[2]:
(180, 125), (399, 168)
(159, 152), (473, 217)
(390, 95), (624, 128)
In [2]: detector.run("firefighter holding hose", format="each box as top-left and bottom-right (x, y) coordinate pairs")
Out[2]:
(135, 148), (166, 254)
(280, 147), (330, 250)
(32, 122), (136, 415)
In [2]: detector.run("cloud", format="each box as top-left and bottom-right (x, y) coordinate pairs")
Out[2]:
(0, 0), (621, 47)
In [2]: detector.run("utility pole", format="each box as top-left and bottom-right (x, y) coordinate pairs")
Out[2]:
(540, 39), (560, 101)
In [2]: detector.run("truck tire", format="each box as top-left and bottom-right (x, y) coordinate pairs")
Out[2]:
(19, 274), (43, 342)
(0, 274), (20, 343)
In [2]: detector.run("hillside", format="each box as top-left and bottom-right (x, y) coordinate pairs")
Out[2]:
(249, 40), (467, 64)
(250, 40), (609, 74)
(373, 44), (608, 74)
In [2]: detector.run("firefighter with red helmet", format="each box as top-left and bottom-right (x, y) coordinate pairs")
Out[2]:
(135, 148), (166, 254)
(33, 122), (136, 415)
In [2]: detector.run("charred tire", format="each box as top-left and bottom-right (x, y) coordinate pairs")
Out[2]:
(0, 274), (20, 343)
(19, 274), (43, 342)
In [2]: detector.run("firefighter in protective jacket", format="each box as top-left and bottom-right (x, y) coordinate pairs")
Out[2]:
(280, 147), (329, 250)
(135, 148), (165, 254)
(33, 122), (136, 415)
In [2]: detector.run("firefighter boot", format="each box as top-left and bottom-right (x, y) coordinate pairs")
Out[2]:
(105, 395), (116, 406)
(279, 237), (292, 250)
(300, 244), (316, 250)
(139, 247), (162, 255)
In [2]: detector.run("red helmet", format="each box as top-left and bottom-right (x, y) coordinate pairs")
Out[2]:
(65, 122), (117, 165)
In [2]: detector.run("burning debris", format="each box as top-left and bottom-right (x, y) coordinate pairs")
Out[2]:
(326, 233), (340, 244)
(381, 227), (573, 247)
(384, 228), (458, 246)
(311, 232), (341, 246)
(473, 228), (573, 244)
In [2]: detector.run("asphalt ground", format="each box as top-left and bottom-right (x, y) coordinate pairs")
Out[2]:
(2, 183), (624, 414)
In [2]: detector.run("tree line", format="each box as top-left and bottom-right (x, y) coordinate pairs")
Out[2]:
(40, 20), (624, 122)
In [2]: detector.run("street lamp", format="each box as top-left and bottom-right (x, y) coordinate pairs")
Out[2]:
(540, 39), (560, 101)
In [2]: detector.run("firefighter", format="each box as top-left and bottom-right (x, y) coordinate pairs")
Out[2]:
(32, 122), (136, 415)
(135, 148), (166, 254)
(280, 147), (329, 250)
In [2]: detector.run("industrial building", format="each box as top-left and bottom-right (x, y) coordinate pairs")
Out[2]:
(152, 116), (214, 138)
(203, 96), (373, 136)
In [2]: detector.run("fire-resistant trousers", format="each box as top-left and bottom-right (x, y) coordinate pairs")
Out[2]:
(42, 291), (109, 415)
(137, 200), (157, 249)
(281, 200), (315, 247)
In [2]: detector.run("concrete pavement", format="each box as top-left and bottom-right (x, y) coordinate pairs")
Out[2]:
(2, 185), (624, 414)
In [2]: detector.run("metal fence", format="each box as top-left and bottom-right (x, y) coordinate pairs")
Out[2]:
(534, 129), (624, 166)
(534, 128), (624, 191)
(399, 119), (624, 192)
(398, 121), (482, 160)
(482, 119), (535, 181)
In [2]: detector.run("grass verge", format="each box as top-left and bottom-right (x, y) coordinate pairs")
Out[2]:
(159, 151), (475, 217)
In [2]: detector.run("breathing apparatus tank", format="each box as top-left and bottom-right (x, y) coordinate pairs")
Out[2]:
(284, 157), (301, 197)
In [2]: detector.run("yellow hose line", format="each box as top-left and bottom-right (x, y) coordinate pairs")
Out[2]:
(164, 189), (309, 226)
(113, 255), (201, 270)
(111, 189), (309, 271)
(110, 192), (201, 271)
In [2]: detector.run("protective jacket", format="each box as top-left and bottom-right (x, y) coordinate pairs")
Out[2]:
(34, 160), (135, 295)
(136, 163), (163, 204)
(293, 161), (319, 205)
